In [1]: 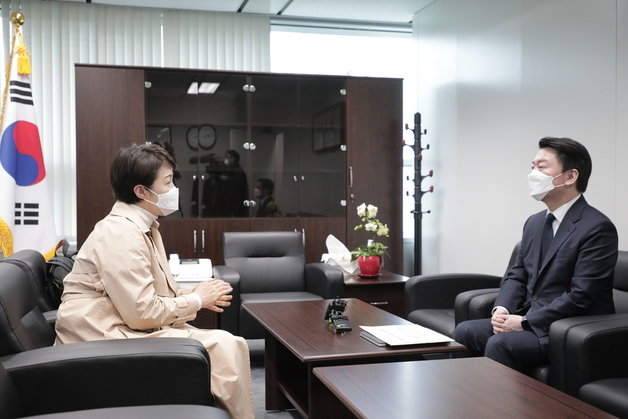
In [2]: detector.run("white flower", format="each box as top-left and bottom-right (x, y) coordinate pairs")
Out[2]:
(357, 203), (367, 217)
(376, 224), (389, 237)
(367, 204), (378, 218)
(364, 222), (378, 232)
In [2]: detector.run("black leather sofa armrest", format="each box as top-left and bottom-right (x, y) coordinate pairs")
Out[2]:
(305, 263), (345, 298)
(213, 265), (240, 334)
(405, 273), (502, 313)
(454, 288), (499, 324)
(548, 313), (628, 396)
(213, 265), (240, 286)
(2, 337), (212, 417)
(44, 309), (57, 328)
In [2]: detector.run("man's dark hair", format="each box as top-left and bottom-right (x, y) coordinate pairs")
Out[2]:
(539, 137), (591, 193)
(257, 178), (274, 195)
(110, 143), (176, 204)
(226, 149), (240, 163)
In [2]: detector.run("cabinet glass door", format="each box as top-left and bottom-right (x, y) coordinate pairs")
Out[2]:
(297, 77), (347, 217)
(248, 75), (300, 218)
(195, 73), (248, 218)
(145, 69), (201, 218)
(145, 70), (248, 218)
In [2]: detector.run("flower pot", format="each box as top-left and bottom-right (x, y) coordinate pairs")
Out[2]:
(357, 255), (381, 277)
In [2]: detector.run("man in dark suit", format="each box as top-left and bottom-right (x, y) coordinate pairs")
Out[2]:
(453, 137), (618, 372)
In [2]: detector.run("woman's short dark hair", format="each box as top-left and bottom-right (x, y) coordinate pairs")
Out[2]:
(538, 137), (591, 193)
(110, 143), (176, 204)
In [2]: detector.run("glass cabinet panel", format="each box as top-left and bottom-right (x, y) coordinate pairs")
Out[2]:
(249, 75), (300, 218)
(145, 70), (346, 219)
(297, 77), (346, 217)
(195, 74), (248, 218)
(145, 70), (247, 218)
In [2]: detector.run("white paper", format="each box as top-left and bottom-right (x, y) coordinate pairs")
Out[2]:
(359, 324), (454, 346)
(320, 234), (358, 274)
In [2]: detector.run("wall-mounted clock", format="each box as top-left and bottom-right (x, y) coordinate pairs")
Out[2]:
(198, 124), (217, 150)
(187, 125), (217, 150)
(186, 126), (199, 150)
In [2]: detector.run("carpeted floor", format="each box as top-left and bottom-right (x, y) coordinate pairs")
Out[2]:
(248, 339), (302, 419)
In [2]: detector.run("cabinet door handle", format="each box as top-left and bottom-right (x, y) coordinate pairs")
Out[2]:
(349, 166), (353, 188)
(201, 230), (205, 253)
(370, 301), (389, 306)
(193, 229), (197, 253)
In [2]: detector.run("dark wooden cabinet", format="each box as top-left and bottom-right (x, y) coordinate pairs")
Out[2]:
(75, 65), (402, 271)
(344, 271), (408, 317)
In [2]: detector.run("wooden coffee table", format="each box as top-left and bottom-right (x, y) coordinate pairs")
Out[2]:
(310, 357), (614, 419)
(243, 298), (465, 418)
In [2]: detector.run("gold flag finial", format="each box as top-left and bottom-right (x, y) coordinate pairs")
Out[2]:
(8, 12), (31, 75)
(10, 12), (25, 27)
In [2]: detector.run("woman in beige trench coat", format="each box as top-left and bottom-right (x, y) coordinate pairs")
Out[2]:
(55, 144), (254, 419)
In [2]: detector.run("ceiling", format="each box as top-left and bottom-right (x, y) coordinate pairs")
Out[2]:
(86, 0), (437, 26)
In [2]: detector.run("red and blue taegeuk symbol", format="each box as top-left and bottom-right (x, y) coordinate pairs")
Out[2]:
(0, 121), (45, 186)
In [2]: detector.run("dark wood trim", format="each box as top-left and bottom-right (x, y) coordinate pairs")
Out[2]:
(346, 78), (403, 273)
(75, 66), (145, 246)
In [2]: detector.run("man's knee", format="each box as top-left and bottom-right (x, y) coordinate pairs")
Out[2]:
(453, 320), (471, 342)
(485, 333), (511, 357)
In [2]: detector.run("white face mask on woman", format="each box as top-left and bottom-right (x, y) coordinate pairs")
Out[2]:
(143, 186), (179, 215)
(527, 169), (566, 201)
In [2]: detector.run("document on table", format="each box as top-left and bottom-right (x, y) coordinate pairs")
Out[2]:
(359, 324), (454, 346)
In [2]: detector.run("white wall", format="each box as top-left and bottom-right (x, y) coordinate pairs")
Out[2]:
(414, 0), (627, 275)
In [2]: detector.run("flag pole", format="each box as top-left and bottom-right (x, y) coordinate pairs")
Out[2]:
(0, 12), (25, 257)
(0, 12), (25, 133)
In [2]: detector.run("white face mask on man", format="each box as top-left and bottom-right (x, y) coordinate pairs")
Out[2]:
(527, 169), (566, 201)
(143, 186), (179, 215)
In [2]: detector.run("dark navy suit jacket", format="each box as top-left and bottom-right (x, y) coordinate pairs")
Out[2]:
(495, 195), (618, 340)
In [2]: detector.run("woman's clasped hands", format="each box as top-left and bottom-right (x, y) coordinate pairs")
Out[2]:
(194, 279), (233, 312)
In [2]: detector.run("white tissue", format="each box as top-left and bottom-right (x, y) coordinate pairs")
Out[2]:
(321, 234), (358, 275)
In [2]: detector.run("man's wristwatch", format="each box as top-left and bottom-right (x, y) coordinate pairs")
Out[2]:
(521, 316), (531, 331)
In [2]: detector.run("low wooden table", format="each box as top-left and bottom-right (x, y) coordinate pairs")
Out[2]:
(311, 357), (614, 419)
(243, 298), (464, 418)
(344, 271), (408, 317)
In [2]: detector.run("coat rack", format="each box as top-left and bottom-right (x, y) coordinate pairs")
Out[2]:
(404, 112), (433, 275)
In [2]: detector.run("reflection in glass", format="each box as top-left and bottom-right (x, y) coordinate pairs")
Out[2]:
(254, 178), (283, 217)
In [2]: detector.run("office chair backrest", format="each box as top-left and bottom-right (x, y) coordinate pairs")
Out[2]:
(1, 249), (57, 311)
(0, 262), (55, 357)
(613, 250), (628, 313)
(223, 231), (305, 294)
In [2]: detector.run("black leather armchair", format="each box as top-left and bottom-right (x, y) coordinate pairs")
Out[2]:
(0, 251), (227, 418)
(1, 338), (227, 418)
(404, 243), (520, 337)
(0, 249), (58, 324)
(442, 247), (628, 402)
(215, 231), (344, 338)
(544, 250), (628, 416)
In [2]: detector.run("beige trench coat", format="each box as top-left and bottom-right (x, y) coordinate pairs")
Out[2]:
(55, 201), (253, 419)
